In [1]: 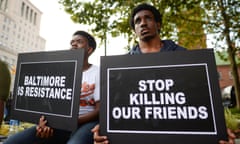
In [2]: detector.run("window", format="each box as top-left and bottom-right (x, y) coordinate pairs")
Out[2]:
(26, 6), (29, 20)
(0, 0), (8, 11)
(4, 16), (7, 22)
(2, 24), (5, 30)
(218, 71), (222, 80)
(34, 12), (37, 25)
(21, 2), (25, 17)
(0, 0), (3, 10)
(4, 0), (7, 11)
(30, 9), (33, 22)
(229, 71), (233, 79)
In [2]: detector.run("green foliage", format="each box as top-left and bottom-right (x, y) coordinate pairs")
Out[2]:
(204, 0), (240, 109)
(59, 0), (240, 108)
(224, 108), (240, 131)
(203, 0), (240, 51)
(58, 0), (239, 50)
(58, 0), (207, 49)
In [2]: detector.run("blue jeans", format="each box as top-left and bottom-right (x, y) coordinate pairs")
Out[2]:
(4, 126), (70, 144)
(4, 121), (98, 144)
(4, 126), (42, 144)
(67, 121), (98, 144)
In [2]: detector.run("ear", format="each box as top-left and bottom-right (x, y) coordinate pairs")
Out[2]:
(87, 47), (94, 55)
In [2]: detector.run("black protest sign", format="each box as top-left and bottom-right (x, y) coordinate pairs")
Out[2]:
(11, 49), (84, 131)
(100, 49), (227, 144)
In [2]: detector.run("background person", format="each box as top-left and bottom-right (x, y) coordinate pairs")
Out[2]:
(0, 60), (11, 124)
(4, 30), (100, 144)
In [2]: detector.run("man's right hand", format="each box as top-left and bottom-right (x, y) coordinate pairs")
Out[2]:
(219, 128), (236, 144)
(36, 116), (53, 138)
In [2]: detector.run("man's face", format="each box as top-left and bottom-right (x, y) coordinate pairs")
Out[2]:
(70, 35), (92, 58)
(70, 35), (89, 50)
(133, 10), (160, 41)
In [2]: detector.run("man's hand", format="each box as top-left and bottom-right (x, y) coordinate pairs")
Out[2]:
(219, 128), (236, 144)
(36, 116), (53, 138)
(92, 124), (109, 144)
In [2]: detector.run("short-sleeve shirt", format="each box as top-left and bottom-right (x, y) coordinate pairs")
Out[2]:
(79, 65), (100, 115)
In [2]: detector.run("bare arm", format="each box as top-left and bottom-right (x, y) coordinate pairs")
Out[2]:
(78, 101), (100, 125)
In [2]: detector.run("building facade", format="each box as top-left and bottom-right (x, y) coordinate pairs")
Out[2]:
(215, 52), (240, 103)
(0, 0), (45, 88)
(217, 65), (240, 90)
(215, 52), (240, 90)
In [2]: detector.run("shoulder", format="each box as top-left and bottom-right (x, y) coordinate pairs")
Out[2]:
(129, 44), (141, 55)
(161, 40), (186, 51)
(90, 65), (99, 71)
(85, 65), (99, 74)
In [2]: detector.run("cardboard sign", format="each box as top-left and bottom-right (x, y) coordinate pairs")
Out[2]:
(100, 49), (227, 144)
(11, 49), (84, 131)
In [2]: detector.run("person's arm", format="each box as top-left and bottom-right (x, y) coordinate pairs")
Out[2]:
(92, 124), (109, 144)
(78, 101), (100, 125)
(36, 115), (53, 138)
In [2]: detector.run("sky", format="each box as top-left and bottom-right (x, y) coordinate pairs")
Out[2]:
(29, 0), (127, 65)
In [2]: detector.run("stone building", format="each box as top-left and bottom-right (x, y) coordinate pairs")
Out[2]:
(0, 0), (45, 88)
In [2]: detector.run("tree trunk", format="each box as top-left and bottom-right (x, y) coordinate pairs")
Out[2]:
(219, 0), (240, 109)
(228, 45), (240, 109)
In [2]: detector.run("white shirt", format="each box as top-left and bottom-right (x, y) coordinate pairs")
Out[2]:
(79, 65), (100, 115)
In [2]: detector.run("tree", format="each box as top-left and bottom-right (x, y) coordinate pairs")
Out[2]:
(59, 0), (240, 108)
(173, 4), (207, 49)
(58, 0), (206, 49)
(203, 0), (240, 108)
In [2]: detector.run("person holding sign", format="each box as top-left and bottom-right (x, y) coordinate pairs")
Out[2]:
(0, 60), (11, 124)
(92, 3), (236, 144)
(4, 31), (100, 144)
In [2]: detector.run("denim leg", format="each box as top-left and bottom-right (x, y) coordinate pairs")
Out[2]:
(3, 126), (42, 144)
(3, 126), (70, 144)
(46, 129), (71, 144)
(67, 121), (98, 144)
